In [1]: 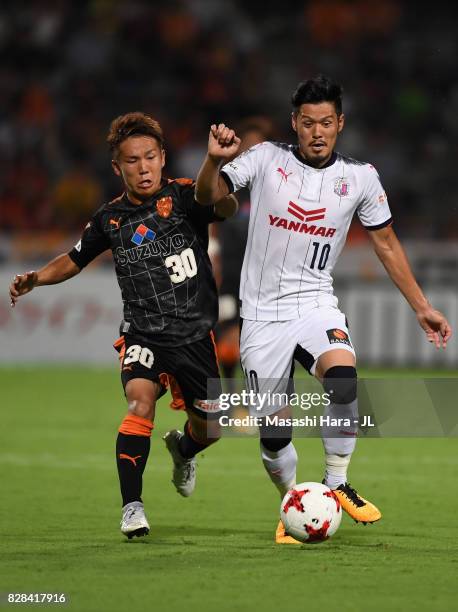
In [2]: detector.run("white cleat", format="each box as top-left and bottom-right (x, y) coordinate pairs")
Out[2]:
(120, 501), (150, 539)
(163, 430), (196, 497)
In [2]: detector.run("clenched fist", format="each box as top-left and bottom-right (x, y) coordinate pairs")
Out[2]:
(208, 123), (241, 162)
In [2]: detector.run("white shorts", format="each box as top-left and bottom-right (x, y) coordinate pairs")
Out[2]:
(240, 305), (356, 415)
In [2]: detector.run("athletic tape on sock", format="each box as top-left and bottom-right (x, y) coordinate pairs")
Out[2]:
(118, 414), (154, 437)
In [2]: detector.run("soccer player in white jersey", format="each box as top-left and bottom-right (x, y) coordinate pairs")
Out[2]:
(195, 75), (452, 543)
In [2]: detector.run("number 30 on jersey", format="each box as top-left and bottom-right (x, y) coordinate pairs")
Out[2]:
(165, 247), (197, 283)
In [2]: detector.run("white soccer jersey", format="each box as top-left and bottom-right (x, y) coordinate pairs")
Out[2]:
(221, 142), (392, 321)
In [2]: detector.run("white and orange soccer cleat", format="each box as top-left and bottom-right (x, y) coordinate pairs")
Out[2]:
(332, 483), (381, 524)
(275, 520), (302, 544)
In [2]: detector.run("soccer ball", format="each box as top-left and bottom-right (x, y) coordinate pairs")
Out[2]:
(280, 482), (342, 543)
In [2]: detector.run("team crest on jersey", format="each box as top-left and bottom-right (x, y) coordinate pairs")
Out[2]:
(156, 196), (173, 218)
(334, 178), (350, 197)
(326, 328), (352, 347)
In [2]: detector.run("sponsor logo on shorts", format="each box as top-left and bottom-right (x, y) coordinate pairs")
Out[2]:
(334, 178), (350, 197)
(193, 399), (221, 413)
(326, 328), (352, 347)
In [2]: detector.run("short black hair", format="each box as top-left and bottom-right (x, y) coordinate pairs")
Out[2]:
(291, 75), (343, 116)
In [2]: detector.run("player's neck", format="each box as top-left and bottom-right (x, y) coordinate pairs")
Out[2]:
(294, 147), (337, 169)
(126, 191), (145, 205)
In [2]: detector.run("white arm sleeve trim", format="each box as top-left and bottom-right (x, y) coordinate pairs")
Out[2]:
(220, 142), (268, 192)
(357, 164), (392, 228)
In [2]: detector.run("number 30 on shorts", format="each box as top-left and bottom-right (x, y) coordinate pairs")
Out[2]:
(165, 248), (197, 283)
(124, 345), (154, 368)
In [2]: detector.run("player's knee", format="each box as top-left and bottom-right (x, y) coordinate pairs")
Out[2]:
(259, 414), (293, 453)
(127, 396), (155, 420)
(259, 415), (292, 452)
(260, 436), (292, 452)
(323, 366), (357, 404)
(125, 379), (160, 421)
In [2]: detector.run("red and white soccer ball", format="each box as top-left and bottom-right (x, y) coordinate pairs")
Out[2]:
(280, 482), (342, 543)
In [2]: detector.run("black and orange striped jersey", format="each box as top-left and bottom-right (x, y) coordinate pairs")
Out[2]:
(68, 179), (223, 346)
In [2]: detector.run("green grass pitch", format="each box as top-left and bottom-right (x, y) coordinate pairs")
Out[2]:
(1, 367), (457, 612)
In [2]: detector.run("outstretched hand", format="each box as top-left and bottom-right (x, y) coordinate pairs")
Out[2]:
(9, 271), (38, 307)
(416, 306), (452, 349)
(208, 123), (241, 162)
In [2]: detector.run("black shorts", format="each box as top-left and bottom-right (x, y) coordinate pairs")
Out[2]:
(119, 333), (222, 417)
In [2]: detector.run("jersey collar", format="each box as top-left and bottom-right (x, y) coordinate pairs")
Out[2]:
(122, 179), (169, 207)
(292, 147), (337, 170)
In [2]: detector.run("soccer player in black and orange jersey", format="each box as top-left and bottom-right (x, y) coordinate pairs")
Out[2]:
(9, 112), (238, 539)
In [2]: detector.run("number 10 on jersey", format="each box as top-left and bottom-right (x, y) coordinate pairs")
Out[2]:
(310, 242), (331, 270)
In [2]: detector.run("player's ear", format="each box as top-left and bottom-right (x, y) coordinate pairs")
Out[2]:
(291, 112), (298, 133)
(161, 148), (166, 169)
(337, 113), (345, 134)
(112, 159), (121, 177)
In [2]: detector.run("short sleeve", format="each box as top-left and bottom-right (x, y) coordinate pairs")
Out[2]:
(220, 142), (267, 193)
(189, 200), (223, 223)
(357, 165), (393, 230)
(68, 209), (110, 269)
(182, 181), (224, 224)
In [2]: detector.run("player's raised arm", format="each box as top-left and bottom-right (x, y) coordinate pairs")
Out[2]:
(195, 123), (241, 205)
(9, 254), (81, 307)
(367, 224), (452, 349)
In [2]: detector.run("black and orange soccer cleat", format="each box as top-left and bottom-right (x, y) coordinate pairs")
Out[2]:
(332, 483), (381, 524)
